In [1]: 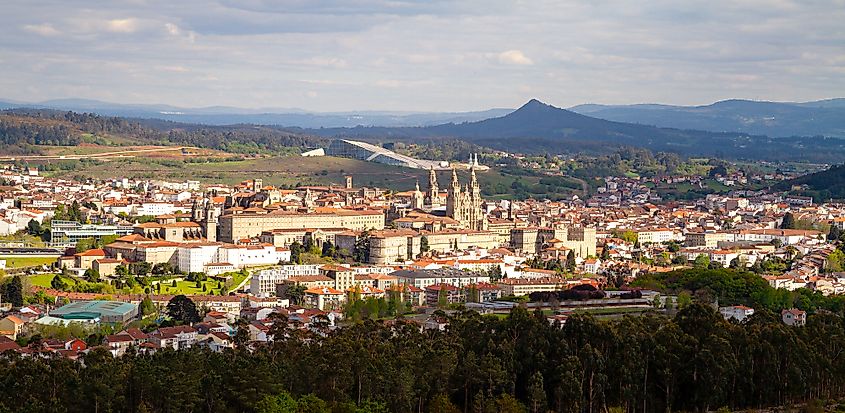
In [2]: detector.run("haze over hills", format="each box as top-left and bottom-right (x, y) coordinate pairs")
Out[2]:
(301, 99), (845, 162)
(0, 98), (513, 128)
(570, 98), (845, 138)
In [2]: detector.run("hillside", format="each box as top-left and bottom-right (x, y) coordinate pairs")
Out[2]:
(570, 98), (845, 138)
(0, 98), (514, 128)
(304, 99), (845, 162)
(777, 163), (845, 201)
(0, 109), (325, 155)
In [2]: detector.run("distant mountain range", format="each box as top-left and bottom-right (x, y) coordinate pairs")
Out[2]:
(300, 99), (845, 162)
(3, 96), (845, 162)
(569, 98), (845, 138)
(3, 97), (844, 139)
(0, 98), (512, 128)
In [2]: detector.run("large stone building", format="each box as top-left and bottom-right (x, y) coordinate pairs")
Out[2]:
(218, 208), (385, 243)
(444, 167), (486, 231)
(360, 228), (500, 265)
(511, 226), (597, 258)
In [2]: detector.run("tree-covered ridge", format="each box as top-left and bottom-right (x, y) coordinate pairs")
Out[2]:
(777, 163), (845, 201)
(0, 109), (325, 154)
(2, 303), (845, 413)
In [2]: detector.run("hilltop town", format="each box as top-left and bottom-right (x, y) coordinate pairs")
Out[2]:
(0, 151), (842, 358)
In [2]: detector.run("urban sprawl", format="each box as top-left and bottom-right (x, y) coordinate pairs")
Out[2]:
(0, 158), (840, 357)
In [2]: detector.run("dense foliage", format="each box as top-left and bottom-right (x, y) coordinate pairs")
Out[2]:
(1, 304), (845, 412)
(633, 268), (845, 313)
(778, 163), (845, 201)
(0, 109), (325, 154)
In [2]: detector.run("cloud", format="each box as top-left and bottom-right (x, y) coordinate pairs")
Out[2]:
(0, 0), (843, 111)
(23, 23), (60, 36)
(105, 18), (140, 33)
(497, 50), (534, 66)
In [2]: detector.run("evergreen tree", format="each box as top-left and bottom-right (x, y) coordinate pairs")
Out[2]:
(50, 274), (67, 291)
(83, 268), (100, 282)
(565, 250), (576, 272)
(829, 225), (841, 241)
(1, 275), (24, 307)
(140, 296), (155, 316)
(166, 295), (200, 324)
(781, 212), (796, 229)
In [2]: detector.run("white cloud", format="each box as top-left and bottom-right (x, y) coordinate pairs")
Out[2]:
(23, 23), (60, 36)
(105, 18), (140, 33)
(497, 50), (534, 65)
(1, 0), (843, 111)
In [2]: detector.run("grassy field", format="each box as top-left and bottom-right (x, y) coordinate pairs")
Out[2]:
(156, 271), (250, 295)
(32, 147), (590, 199)
(1, 256), (56, 268)
(38, 154), (534, 193)
(26, 273), (58, 288)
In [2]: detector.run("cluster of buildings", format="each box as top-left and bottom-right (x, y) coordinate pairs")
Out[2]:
(0, 157), (843, 354)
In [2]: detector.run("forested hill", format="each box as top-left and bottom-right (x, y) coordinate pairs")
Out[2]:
(302, 99), (845, 162)
(777, 163), (845, 201)
(0, 109), (325, 154)
(570, 98), (845, 138)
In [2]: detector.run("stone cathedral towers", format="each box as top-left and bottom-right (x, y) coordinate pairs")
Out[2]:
(442, 164), (486, 231)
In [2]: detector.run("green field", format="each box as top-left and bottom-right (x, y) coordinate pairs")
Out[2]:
(1, 256), (56, 268)
(38, 154), (573, 197)
(156, 271), (250, 295)
(25, 273), (58, 288)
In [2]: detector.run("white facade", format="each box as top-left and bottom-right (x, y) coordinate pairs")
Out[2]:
(217, 245), (290, 269)
(719, 306), (755, 322)
(134, 202), (177, 217)
(250, 265), (322, 296)
(178, 244), (221, 273)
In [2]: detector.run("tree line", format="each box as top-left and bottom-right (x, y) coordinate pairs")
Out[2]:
(2, 300), (845, 413)
(0, 109), (327, 154)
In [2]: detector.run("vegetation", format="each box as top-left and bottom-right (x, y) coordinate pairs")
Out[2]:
(777, 163), (845, 201)
(166, 295), (200, 324)
(2, 304), (845, 412)
(0, 256), (55, 269)
(633, 268), (845, 313)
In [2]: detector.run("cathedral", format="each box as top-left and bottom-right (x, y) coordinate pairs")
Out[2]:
(433, 164), (486, 231)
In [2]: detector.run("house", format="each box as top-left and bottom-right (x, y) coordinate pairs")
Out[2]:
(0, 336), (21, 353)
(93, 258), (124, 277)
(198, 331), (233, 352)
(104, 334), (135, 356)
(425, 283), (464, 306)
(0, 315), (25, 340)
(148, 325), (198, 350)
(304, 286), (345, 311)
(782, 308), (807, 326)
(74, 249), (107, 270)
(583, 258), (602, 274)
(719, 305), (755, 322)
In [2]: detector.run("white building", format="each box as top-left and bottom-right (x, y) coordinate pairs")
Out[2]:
(216, 245), (290, 269)
(178, 244), (221, 273)
(719, 305), (755, 322)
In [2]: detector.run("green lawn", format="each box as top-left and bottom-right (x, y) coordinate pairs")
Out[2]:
(26, 273), (58, 288)
(1, 256), (56, 268)
(156, 271), (251, 295)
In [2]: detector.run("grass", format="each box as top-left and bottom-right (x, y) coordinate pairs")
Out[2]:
(1, 256), (56, 268)
(26, 273), (58, 288)
(37, 152), (584, 198)
(157, 271), (251, 295)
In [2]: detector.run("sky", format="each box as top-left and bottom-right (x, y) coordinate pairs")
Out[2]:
(2, 0), (844, 112)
